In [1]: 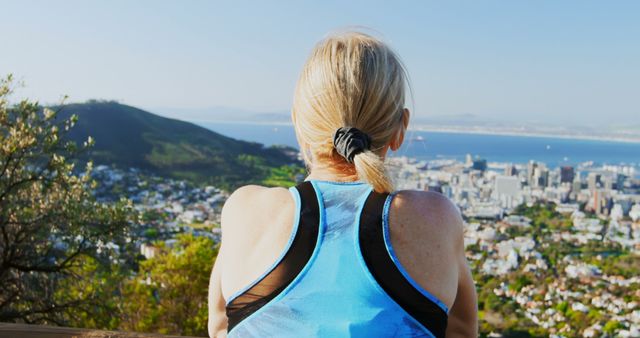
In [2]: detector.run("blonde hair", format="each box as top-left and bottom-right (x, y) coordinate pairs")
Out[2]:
(292, 30), (409, 193)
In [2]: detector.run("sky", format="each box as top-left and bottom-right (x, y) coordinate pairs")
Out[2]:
(1, 0), (639, 127)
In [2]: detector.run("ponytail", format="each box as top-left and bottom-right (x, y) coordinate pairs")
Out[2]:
(353, 150), (394, 193)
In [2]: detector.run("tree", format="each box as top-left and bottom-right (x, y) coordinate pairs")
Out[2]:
(55, 254), (129, 329)
(0, 75), (137, 324)
(120, 233), (219, 336)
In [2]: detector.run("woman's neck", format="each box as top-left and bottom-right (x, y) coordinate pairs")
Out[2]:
(304, 147), (389, 183)
(305, 165), (360, 183)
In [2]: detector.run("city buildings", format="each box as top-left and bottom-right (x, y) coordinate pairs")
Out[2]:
(91, 156), (640, 337)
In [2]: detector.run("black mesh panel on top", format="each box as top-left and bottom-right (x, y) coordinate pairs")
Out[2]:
(225, 181), (320, 331)
(359, 190), (449, 338)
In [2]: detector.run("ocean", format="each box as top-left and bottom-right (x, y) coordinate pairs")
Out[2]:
(197, 121), (640, 169)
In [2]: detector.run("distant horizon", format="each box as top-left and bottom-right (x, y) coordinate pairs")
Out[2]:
(41, 99), (640, 143)
(32, 97), (639, 131)
(196, 120), (640, 171)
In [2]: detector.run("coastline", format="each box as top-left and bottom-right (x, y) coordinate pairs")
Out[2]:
(191, 119), (640, 145)
(411, 125), (640, 144)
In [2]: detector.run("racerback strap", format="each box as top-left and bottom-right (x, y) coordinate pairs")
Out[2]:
(226, 182), (448, 336)
(225, 181), (320, 331)
(359, 190), (448, 338)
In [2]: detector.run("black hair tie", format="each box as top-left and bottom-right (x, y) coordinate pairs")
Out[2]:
(333, 126), (372, 163)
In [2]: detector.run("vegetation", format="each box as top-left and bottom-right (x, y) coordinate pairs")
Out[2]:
(472, 201), (639, 337)
(0, 77), (221, 336)
(0, 76), (137, 323)
(56, 100), (304, 190)
(119, 234), (218, 336)
(595, 253), (640, 278)
(263, 163), (306, 187)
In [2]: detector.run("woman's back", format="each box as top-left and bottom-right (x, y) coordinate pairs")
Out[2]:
(214, 179), (475, 337)
(207, 30), (477, 337)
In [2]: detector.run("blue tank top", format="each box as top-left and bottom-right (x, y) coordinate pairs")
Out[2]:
(225, 180), (449, 337)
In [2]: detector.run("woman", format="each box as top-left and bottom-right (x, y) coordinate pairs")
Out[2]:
(208, 31), (478, 338)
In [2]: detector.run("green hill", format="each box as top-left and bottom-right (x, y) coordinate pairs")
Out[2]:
(56, 101), (303, 189)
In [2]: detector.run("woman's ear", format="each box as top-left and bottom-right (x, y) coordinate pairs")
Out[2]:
(402, 108), (410, 130)
(390, 108), (410, 151)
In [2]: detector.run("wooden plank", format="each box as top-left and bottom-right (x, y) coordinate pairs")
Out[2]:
(0, 323), (201, 338)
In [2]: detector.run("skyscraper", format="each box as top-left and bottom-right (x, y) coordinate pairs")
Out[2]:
(504, 164), (518, 176)
(527, 161), (537, 187)
(560, 166), (575, 183)
(465, 153), (473, 167)
(587, 172), (601, 191)
(572, 176), (582, 193)
(472, 158), (488, 172)
(616, 174), (627, 191)
(529, 163), (548, 188)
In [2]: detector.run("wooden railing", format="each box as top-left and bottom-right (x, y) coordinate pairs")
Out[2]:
(0, 323), (201, 338)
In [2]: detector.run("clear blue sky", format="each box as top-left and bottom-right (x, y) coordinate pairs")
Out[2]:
(2, 0), (639, 126)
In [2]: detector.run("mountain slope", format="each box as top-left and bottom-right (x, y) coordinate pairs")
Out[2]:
(56, 101), (302, 189)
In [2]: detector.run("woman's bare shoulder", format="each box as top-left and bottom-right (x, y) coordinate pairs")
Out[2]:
(221, 184), (293, 233)
(386, 189), (465, 308)
(390, 189), (464, 242)
(220, 184), (295, 249)
(218, 184), (297, 301)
